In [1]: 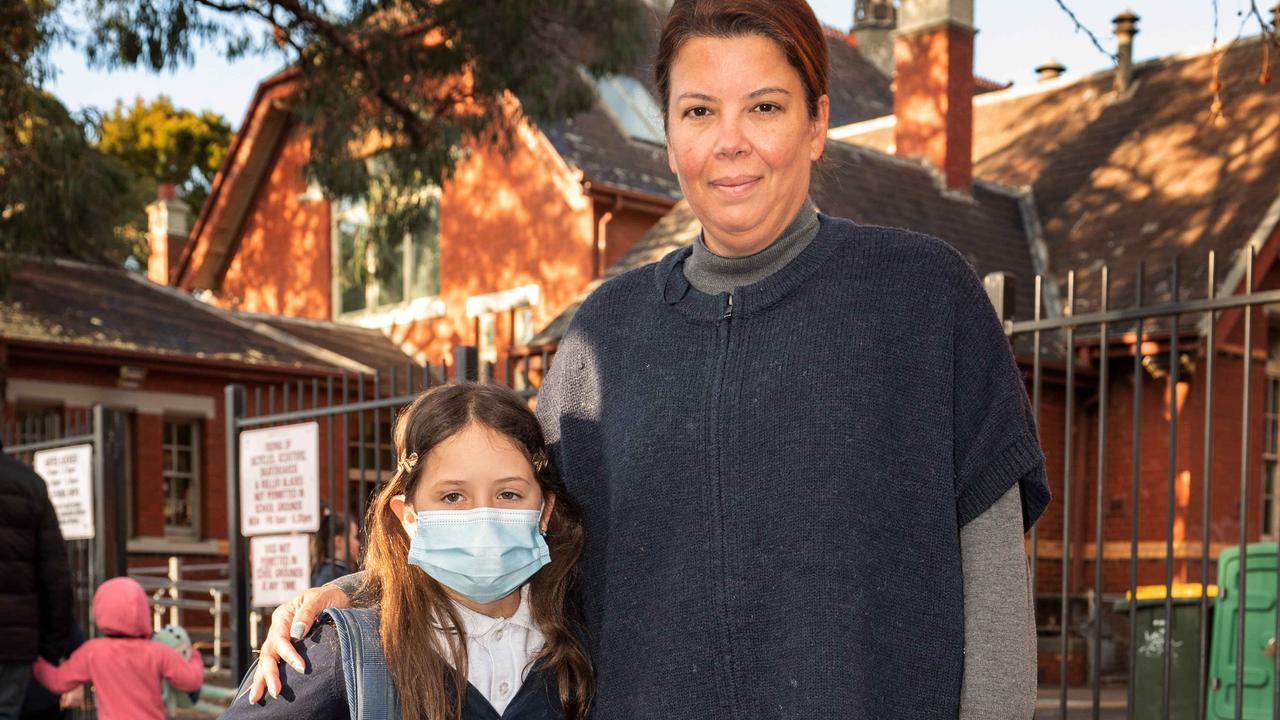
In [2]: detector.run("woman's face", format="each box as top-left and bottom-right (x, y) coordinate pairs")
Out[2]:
(393, 422), (555, 533)
(665, 34), (829, 258)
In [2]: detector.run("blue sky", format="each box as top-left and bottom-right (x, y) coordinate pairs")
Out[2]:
(46, 1), (1240, 128)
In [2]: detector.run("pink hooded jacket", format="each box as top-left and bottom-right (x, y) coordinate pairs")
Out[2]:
(33, 577), (204, 720)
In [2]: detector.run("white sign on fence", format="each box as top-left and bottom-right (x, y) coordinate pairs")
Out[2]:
(239, 422), (320, 536)
(250, 534), (312, 608)
(32, 444), (95, 541)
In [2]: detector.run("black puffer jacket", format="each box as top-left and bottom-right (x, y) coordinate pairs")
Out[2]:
(0, 446), (72, 663)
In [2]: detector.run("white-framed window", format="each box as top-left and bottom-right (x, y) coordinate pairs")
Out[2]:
(163, 418), (201, 538)
(592, 73), (665, 145)
(333, 191), (441, 317)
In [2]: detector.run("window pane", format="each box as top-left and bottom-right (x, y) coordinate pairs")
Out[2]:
(409, 206), (441, 299)
(163, 448), (175, 472)
(338, 219), (368, 313)
(595, 75), (664, 145)
(176, 422), (193, 447)
(176, 450), (192, 474)
(164, 476), (194, 529)
(375, 237), (405, 306)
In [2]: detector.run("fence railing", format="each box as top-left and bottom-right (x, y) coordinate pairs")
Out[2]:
(1007, 249), (1277, 719)
(129, 557), (232, 673)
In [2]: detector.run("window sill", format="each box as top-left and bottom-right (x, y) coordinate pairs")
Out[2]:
(339, 295), (446, 329)
(128, 537), (223, 556)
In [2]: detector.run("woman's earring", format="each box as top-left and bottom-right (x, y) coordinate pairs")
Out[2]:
(540, 526), (549, 539)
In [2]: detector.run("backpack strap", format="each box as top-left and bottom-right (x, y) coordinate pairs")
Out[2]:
(322, 607), (400, 720)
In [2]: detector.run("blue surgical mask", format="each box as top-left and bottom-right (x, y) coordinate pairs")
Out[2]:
(406, 506), (551, 603)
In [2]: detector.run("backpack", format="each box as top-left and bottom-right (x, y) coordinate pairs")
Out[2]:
(323, 607), (401, 720)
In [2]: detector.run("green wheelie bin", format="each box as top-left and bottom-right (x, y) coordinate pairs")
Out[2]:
(1114, 583), (1217, 720)
(1206, 542), (1279, 720)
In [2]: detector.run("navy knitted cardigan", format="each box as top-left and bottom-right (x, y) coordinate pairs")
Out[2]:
(536, 216), (1050, 719)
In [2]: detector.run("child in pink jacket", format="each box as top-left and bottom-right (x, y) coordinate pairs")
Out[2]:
(32, 576), (204, 720)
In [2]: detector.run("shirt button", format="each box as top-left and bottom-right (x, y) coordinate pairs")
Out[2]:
(499, 681), (511, 696)
(494, 628), (504, 641)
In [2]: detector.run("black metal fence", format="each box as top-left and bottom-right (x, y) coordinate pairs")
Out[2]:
(222, 348), (488, 679)
(2, 405), (129, 720)
(1009, 249), (1280, 719)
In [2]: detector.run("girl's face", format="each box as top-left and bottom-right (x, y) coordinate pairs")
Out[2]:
(665, 33), (829, 258)
(391, 422), (555, 533)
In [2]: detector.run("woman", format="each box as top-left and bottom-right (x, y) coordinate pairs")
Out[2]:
(252, 1), (1049, 717)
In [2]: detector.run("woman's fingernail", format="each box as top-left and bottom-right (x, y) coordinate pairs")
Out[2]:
(292, 661), (305, 673)
(269, 687), (278, 699)
(289, 622), (306, 641)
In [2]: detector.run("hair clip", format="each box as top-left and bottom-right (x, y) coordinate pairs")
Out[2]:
(531, 450), (549, 473)
(397, 450), (419, 475)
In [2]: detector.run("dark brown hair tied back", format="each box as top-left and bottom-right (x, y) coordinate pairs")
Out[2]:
(654, 0), (830, 123)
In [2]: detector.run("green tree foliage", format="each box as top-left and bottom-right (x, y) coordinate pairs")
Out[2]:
(0, 0), (139, 278)
(96, 95), (232, 214)
(91, 96), (232, 262)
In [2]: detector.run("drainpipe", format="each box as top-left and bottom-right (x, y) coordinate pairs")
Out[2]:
(586, 182), (625, 280)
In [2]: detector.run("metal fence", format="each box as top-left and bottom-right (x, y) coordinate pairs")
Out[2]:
(1009, 249), (1280, 719)
(2, 405), (129, 720)
(222, 349), (487, 679)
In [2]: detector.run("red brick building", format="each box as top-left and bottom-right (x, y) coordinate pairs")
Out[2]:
(0, 257), (417, 563)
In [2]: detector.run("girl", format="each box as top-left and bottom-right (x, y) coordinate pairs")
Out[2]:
(32, 577), (204, 720)
(224, 382), (591, 720)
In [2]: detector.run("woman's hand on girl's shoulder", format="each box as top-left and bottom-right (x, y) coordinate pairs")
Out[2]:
(247, 585), (352, 703)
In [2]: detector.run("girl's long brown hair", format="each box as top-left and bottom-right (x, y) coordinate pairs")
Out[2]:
(360, 382), (592, 720)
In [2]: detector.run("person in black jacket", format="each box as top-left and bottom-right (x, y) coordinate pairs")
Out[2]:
(0, 441), (73, 720)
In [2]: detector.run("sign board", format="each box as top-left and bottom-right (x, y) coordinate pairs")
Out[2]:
(32, 444), (95, 540)
(239, 422), (320, 536)
(250, 534), (312, 608)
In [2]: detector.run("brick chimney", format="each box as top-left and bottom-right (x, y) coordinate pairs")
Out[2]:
(146, 184), (191, 285)
(893, 0), (975, 192)
(852, 0), (898, 77)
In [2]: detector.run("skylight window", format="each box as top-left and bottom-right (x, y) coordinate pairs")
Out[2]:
(593, 74), (665, 145)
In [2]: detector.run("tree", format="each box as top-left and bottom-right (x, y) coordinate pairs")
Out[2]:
(0, 89), (140, 274)
(92, 96), (232, 262)
(80, 0), (650, 246)
(96, 96), (232, 214)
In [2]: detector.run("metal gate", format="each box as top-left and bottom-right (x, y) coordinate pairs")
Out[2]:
(2, 404), (129, 718)
(222, 349), (483, 680)
(1009, 250), (1280, 719)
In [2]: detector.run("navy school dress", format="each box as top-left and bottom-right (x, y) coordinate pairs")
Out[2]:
(221, 608), (566, 720)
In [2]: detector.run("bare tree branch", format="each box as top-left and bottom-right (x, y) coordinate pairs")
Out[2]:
(1051, 0), (1117, 64)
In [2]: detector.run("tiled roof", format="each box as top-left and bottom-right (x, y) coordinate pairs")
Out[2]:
(251, 314), (423, 373)
(532, 139), (1040, 345)
(836, 36), (1280, 315)
(825, 34), (895, 128)
(1, 257), (418, 373)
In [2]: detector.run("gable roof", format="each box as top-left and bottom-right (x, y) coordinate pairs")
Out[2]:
(175, 68), (297, 290)
(531, 138), (1041, 346)
(833, 35), (1280, 314)
(1, 257), (419, 375)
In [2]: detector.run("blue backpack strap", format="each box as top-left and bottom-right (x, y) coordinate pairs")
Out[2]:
(322, 607), (401, 720)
